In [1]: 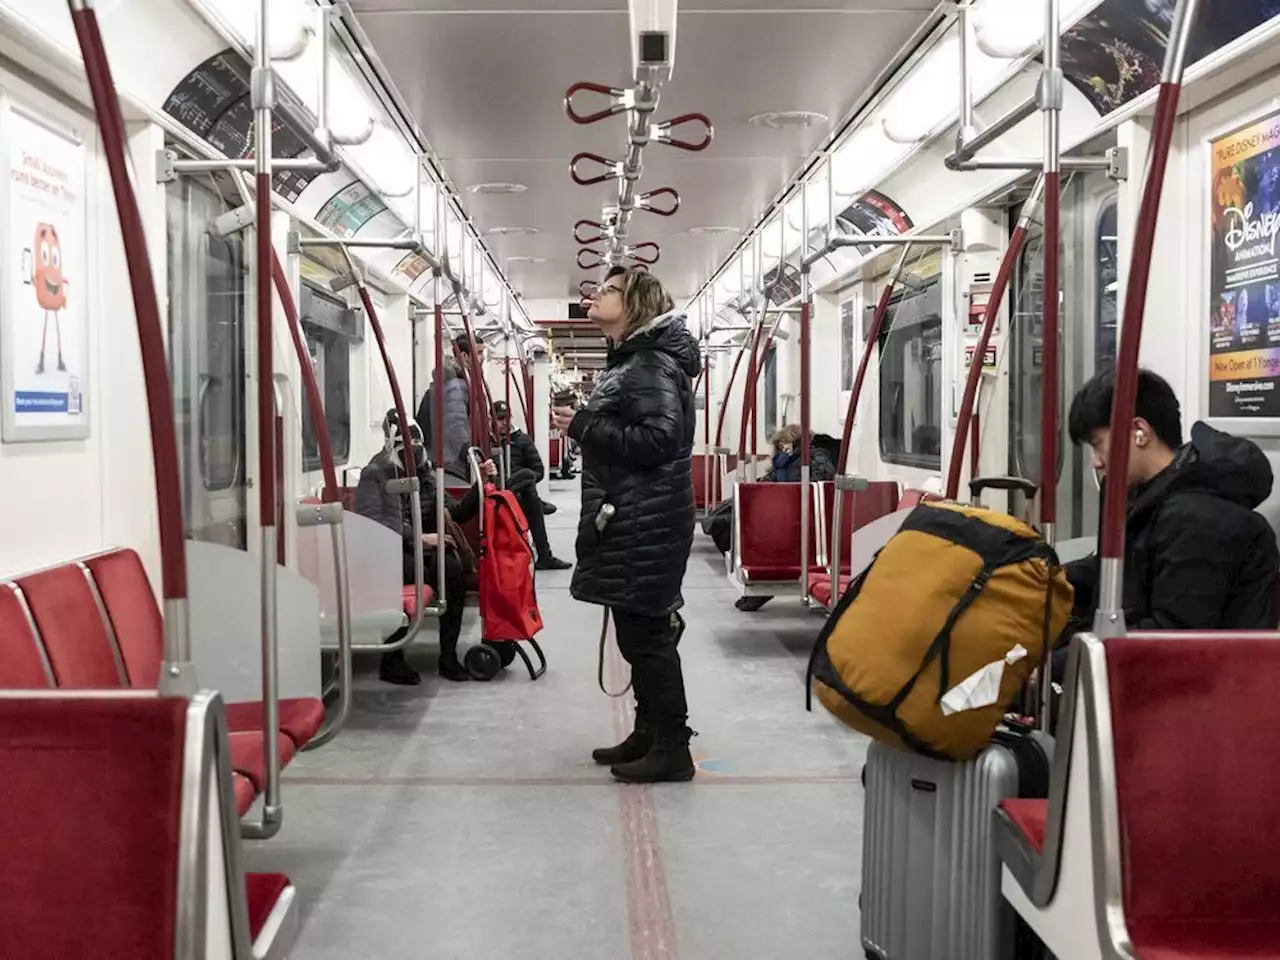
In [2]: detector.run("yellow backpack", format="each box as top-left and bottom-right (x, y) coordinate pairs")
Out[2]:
(807, 501), (1073, 761)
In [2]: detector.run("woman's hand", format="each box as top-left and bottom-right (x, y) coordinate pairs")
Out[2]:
(551, 405), (575, 432)
(423, 532), (457, 549)
(480, 459), (498, 480)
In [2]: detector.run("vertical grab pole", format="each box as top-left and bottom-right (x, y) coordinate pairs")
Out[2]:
(702, 297), (712, 515)
(1037, 0), (1063, 730)
(66, 0), (191, 688)
(433, 193), (448, 615)
(799, 181), (812, 603)
(250, 0), (283, 837)
(750, 232), (764, 479)
(947, 176), (1045, 500)
(1096, 0), (1201, 632)
(503, 304), (513, 487)
(838, 246), (911, 474)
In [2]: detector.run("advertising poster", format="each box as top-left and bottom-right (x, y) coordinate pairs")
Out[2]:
(1208, 109), (1280, 418)
(316, 181), (387, 239)
(2, 96), (88, 441)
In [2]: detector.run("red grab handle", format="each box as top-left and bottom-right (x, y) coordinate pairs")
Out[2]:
(653, 112), (714, 152)
(574, 219), (609, 244)
(627, 242), (660, 265)
(570, 152), (620, 186)
(565, 81), (628, 125)
(637, 186), (680, 217)
(578, 247), (607, 270)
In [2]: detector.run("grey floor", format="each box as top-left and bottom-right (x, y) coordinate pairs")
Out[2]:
(246, 479), (871, 959)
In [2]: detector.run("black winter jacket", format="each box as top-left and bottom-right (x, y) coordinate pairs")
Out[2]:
(1066, 422), (1279, 630)
(765, 442), (837, 483)
(354, 450), (479, 557)
(416, 359), (472, 477)
(568, 312), (701, 616)
(494, 429), (544, 483)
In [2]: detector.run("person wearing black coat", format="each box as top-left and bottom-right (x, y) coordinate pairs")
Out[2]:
(355, 410), (496, 685)
(491, 401), (571, 571)
(1062, 368), (1279, 634)
(552, 267), (701, 784)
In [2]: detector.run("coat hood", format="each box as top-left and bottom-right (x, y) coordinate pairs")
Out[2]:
(1133, 421), (1273, 512)
(612, 311), (702, 377)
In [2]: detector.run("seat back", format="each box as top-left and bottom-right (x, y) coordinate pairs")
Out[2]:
(824, 481), (900, 572)
(83, 549), (164, 688)
(0, 694), (187, 956)
(14, 565), (125, 688)
(736, 482), (819, 577)
(899, 488), (941, 510)
(0, 587), (52, 688)
(1106, 633), (1280, 928)
(691, 453), (722, 509)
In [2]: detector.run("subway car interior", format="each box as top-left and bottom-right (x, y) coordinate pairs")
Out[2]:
(2, 0), (1280, 957)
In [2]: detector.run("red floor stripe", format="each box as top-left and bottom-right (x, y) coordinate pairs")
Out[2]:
(610, 628), (680, 960)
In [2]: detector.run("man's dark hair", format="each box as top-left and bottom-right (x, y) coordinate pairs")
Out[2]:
(1068, 367), (1183, 450)
(454, 333), (473, 353)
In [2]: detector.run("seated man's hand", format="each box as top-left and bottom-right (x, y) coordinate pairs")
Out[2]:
(480, 459), (498, 480)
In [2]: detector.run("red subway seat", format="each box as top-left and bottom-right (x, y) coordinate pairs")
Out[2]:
(0, 586), (51, 688)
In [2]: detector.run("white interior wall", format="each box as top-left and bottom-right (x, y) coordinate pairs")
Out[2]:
(0, 72), (160, 585)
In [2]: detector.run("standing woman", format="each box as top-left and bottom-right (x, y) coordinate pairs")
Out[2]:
(551, 268), (701, 783)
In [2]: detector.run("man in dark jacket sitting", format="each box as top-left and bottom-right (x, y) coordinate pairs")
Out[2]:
(356, 410), (495, 685)
(491, 401), (571, 571)
(1063, 368), (1279, 633)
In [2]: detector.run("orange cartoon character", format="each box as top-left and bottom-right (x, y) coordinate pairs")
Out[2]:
(30, 222), (68, 374)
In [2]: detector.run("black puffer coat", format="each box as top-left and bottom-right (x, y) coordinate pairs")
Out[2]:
(568, 312), (701, 616)
(1066, 422), (1279, 629)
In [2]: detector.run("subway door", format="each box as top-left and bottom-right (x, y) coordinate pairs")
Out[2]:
(1007, 174), (1117, 541)
(164, 174), (249, 550)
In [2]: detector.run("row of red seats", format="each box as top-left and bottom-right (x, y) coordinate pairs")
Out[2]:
(0, 548), (324, 817)
(995, 632), (1280, 958)
(0, 690), (298, 956)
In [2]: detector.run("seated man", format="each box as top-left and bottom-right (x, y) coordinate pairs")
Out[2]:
(491, 400), (572, 571)
(355, 409), (497, 685)
(1063, 367), (1279, 634)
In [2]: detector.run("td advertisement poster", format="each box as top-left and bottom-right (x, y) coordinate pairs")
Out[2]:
(1209, 109), (1280, 418)
(2, 95), (88, 441)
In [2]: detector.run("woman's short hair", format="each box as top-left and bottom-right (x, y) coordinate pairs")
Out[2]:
(772, 424), (802, 450)
(620, 268), (675, 333)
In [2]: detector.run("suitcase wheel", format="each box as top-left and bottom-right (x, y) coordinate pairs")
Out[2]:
(485, 640), (517, 667)
(465, 644), (503, 681)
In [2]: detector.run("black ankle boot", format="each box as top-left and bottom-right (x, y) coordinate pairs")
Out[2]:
(592, 722), (655, 766)
(379, 652), (421, 686)
(610, 727), (696, 783)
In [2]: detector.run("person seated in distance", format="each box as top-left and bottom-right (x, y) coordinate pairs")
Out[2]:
(490, 400), (572, 571)
(1063, 367), (1279, 640)
(355, 409), (497, 685)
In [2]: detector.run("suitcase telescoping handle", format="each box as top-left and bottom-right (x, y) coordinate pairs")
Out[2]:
(969, 475), (1038, 525)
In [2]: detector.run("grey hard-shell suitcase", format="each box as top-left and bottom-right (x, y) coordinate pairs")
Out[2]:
(859, 724), (1050, 960)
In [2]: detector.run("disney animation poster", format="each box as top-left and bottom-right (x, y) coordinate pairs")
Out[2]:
(2, 95), (88, 441)
(1208, 108), (1280, 418)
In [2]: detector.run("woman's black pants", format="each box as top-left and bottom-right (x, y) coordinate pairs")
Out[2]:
(611, 609), (688, 735)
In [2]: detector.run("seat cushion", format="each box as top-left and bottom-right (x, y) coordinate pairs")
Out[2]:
(233, 773), (256, 817)
(245, 873), (291, 941)
(1128, 919), (1280, 959)
(401, 584), (437, 617)
(228, 731), (296, 792)
(740, 565), (802, 583)
(226, 698), (325, 749)
(1000, 798), (1047, 854)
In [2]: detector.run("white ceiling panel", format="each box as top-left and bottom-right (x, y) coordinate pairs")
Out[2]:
(349, 0), (935, 363)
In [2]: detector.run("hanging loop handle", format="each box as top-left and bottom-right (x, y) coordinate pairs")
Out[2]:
(565, 81), (632, 125)
(574, 219), (610, 244)
(570, 152), (621, 186)
(577, 247), (609, 270)
(652, 112), (714, 152)
(637, 186), (680, 217)
(626, 241), (660, 265)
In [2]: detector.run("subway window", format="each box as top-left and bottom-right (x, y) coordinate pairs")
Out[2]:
(165, 175), (248, 550)
(299, 283), (354, 471)
(1096, 200), (1118, 369)
(877, 249), (943, 469)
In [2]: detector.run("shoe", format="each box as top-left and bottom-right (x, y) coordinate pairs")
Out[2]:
(592, 723), (655, 766)
(611, 728), (697, 783)
(438, 656), (470, 682)
(379, 653), (421, 685)
(536, 556), (573, 571)
(541, 502), (558, 515)
(735, 596), (771, 612)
